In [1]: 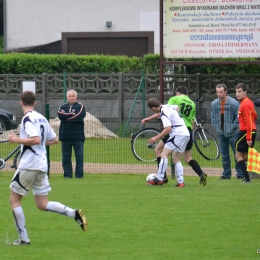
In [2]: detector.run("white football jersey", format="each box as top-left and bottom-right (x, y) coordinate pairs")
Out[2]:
(160, 105), (189, 136)
(18, 110), (57, 172)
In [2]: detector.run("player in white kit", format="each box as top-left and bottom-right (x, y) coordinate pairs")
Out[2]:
(9, 91), (87, 245)
(147, 98), (190, 187)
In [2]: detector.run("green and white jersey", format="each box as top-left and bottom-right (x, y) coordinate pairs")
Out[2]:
(168, 95), (196, 129)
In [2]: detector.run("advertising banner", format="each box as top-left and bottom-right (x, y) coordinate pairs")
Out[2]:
(165, 0), (260, 58)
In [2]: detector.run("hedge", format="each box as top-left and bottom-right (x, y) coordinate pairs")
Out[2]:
(0, 53), (260, 74)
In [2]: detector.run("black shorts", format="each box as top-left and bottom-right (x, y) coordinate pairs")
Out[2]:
(236, 130), (256, 153)
(161, 128), (193, 151)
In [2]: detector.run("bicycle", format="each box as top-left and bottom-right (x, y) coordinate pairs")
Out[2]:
(131, 127), (161, 162)
(131, 97), (220, 162)
(0, 139), (21, 170)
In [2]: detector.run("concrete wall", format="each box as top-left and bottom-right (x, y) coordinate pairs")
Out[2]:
(5, 0), (160, 53)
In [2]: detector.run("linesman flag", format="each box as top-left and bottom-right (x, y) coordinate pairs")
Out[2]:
(247, 147), (260, 174)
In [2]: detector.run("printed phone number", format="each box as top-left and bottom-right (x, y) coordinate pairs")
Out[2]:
(189, 33), (253, 41)
(178, 28), (258, 33)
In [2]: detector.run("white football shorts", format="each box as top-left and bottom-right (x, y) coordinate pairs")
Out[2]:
(165, 135), (190, 153)
(10, 169), (51, 196)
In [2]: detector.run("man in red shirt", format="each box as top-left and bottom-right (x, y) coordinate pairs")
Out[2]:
(235, 83), (257, 183)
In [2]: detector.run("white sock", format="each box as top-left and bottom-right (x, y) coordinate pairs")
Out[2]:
(13, 206), (29, 241)
(46, 201), (75, 218)
(175, 161), (184, 184)
(158, 158), (168, 180)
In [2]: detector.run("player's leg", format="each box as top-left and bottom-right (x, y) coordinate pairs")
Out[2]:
(157, 147), (172, 182)
(165, 135), (190, 187)
(183, 130), (204, 177)
(33, 172), (87, 231)
(183, 150), (203, 175)
(236, 150), (250, 182)
(61, 141), (73, 178)
(35, 195), (87, 231)
(235, 131), (255, 183)
(183, 149), (207, 186)
(183, 149), (202, 176)
(229, 134), (244, 179)
(155, 139), (168, 181)
(172, 151), (185, 186)
(154, 139), (164, 158)
(9, 191), (30, 245)
(9, 169), (37, 245)
(183, 127), (207, 184)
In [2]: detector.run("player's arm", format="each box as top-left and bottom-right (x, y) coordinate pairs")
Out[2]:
(148, 126), (171, 144)
(244, 106), (254, 141)
(8, 131), (40, 145)
(46, 136), (59, 146)
(141, 112), (160, 124)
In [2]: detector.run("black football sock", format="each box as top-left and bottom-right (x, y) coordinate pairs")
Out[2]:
(237, 160), (250, 181)
(189, 159), (203, 177)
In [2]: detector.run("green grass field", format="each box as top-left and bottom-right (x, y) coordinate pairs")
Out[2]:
(2, 138), (259, 169)
(0, 173), (260, 260)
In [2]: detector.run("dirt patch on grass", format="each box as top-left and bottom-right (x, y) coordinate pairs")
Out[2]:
(49, 162), (222, 176)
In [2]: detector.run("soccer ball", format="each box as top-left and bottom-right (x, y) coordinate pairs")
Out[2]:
(146, 173), (158, 185)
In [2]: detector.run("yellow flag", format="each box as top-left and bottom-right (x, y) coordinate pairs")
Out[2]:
(247, 147), (260, 174)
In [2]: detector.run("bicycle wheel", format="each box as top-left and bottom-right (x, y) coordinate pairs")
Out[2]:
(193, 128), (220, 160)
(13, 150), (21, 170)
(131, 128), (160, 162)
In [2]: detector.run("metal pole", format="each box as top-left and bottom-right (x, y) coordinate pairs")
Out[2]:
(160, 0), (175, 179)
(63, 72), (67, 103)
(3, 0), (7, 53)
(159, 0), (164, 104)
(45, 103), (50, 177)
(142, 70), (146, 120)
(122, 73), (145, 137)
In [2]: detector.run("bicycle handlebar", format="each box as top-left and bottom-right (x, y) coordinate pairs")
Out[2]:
(196, 97), (203, 104)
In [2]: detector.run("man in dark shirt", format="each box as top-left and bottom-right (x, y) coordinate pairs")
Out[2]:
(58, 89), (86, 178)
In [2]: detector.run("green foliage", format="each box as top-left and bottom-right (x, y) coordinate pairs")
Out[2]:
(0, 53), (145, 74)
(184, 57), (260, 74)
(143, 53), (160, 73)
(0, 52), (260, 74)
